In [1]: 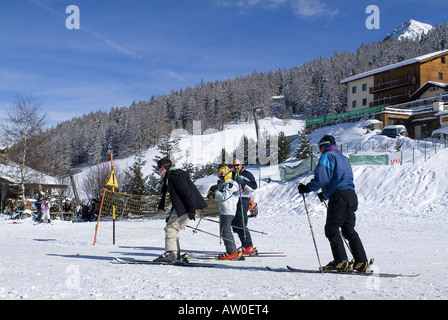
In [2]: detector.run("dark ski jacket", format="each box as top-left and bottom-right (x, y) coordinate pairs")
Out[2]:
(35, 199), (43, 212)
(307, 146), (355, 200)
(158, 168), (207, 217)
(232, 168), (257, 199)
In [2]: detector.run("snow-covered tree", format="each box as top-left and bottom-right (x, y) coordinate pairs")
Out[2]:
(295, 129), (313, 159)
(122, 151), (149, 195)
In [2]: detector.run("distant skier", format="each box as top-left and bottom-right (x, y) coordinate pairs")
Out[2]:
(41, 198), (51, 224)
(298, 135), (369, 272)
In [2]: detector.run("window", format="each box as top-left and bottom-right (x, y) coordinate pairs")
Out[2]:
(362, 83), (367, 91)
(442, 57), (446, 64)
(439, 73), (444, 80)
(352, 86), (357, 94)
(352, 100), (357, 108)
(362, 99), (367, 106)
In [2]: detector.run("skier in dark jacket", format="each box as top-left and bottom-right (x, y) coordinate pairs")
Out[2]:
(155, 157), (207, 262)
(35, 196), (43, 222)
(298, 135), (368, 272)
(232, 159), (257, 256)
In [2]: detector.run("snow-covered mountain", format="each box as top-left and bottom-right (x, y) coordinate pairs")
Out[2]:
(385, 19), (433, 41)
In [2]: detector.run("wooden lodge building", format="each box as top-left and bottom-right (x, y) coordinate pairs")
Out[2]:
(339, 49), (448, 139)
(0, 153), (68, 213)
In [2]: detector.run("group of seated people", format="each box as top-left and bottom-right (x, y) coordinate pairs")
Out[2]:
(6, 196), (101, 222)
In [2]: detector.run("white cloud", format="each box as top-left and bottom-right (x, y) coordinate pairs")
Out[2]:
(292, 0), (339, 18)
(214, 0), (338, 18)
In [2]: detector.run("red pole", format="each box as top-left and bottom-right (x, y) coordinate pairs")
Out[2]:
(93, 187), (107, 246)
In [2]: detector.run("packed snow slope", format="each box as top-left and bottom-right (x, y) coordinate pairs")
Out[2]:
(1, 117), (448, 300)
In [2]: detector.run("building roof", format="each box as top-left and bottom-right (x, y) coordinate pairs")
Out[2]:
(340, 49), (448, 84)
(411, 81), (448, 99)
(0, 161), (58, 186)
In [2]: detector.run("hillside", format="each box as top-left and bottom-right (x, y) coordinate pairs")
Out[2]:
(2, 117), (448, 301)
(1, 117), (448, 301)
(15, 22), (448, 176)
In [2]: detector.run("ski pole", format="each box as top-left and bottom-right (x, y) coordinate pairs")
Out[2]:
(236, 172), (247, 240)
(201, 217), (267, 235)
(185, 225), (236, 244)
(302, 193), (323, 273)
(192, 212), (204, 234)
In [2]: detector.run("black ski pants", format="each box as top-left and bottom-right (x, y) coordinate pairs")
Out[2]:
(232, 198), (253, 248)
(325, 189), (367, 263)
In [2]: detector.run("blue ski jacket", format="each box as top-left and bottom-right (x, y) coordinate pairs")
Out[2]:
(307, 147), (355, 200)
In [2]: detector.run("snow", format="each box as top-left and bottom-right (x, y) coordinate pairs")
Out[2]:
(385, 19), (433, 41)
(1, 117), (448, 301)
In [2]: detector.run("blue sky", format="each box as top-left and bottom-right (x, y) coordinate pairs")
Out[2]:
(1, 0), (447, 127)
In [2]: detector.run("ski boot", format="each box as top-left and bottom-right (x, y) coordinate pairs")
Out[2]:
(353, 259), (375, 272)
(323, 260), (351, 272)
(219, 252), (240, 260)
(153, 251), (179, 262)
(353, 261), (369, 272)
(238, 246), (256, 257)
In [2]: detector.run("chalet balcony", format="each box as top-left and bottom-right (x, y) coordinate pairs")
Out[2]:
(370, 93), (448, 109)
(369, 93), (411, 108)
(369, 76), (417, 94)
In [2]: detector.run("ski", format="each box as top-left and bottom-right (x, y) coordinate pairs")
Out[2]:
(287, 266), (419, 278)
(266, 266), (419, 278)
(112, 258), (216, 268)
(184, 251), (285, 259)
(182, 253), (247, 261)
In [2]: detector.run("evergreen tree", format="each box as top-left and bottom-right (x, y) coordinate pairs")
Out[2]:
(122, 151), (149, 195)
(157, 134), (175, 159)
(277, 131), (291, 163)
(295, 129), (313, 159)
(146, 173), (162, 195)
(16, 23), (448, 174)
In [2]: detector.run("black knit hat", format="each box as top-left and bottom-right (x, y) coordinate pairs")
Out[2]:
(318, 135), (336, 146)
(157, 157), (172, 169)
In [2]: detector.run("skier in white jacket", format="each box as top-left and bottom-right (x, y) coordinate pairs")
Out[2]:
(214, 166), (239, 260)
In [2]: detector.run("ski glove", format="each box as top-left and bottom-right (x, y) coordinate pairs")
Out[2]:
(235, 176), (246, 186)
(297, 183), (311, 194)
(209, 184), (219, 193)
(317, 192), (326, 203)
(207, 185), (218, 200)
(188, 212), (196, 221)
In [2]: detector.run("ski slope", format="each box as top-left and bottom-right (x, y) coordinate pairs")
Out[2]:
(1, 117), (448, 301)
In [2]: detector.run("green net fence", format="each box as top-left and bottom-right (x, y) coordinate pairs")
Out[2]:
(347, 154), (389, 165)
(279, 153), (389, 181)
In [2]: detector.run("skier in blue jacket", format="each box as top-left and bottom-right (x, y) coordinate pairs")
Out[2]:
(298, 135), (368, 272)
